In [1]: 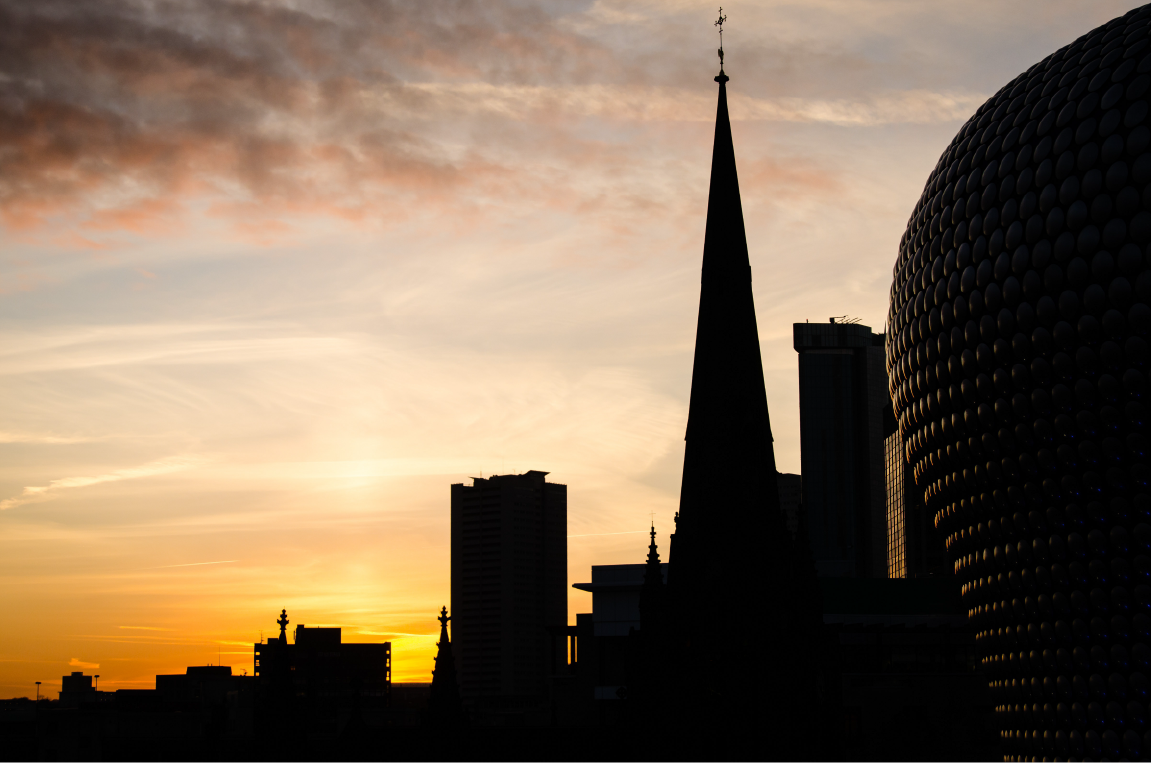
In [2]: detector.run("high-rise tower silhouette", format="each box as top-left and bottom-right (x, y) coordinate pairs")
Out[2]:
(793, 320), (889, 578)
(450, 470), (566, 724)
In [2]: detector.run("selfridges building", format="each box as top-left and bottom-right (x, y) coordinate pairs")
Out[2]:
(888, 6), (1151, 761)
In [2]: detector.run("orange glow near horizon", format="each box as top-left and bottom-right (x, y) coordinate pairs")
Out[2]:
(1, 0), (1140, 698)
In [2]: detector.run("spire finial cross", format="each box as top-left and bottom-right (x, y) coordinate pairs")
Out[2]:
(715, 7), (727, 70)
(276, 609), (289, 642)
(438, 606), (450, 629)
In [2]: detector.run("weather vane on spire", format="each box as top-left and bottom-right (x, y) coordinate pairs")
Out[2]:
(715, 7), (727, 71)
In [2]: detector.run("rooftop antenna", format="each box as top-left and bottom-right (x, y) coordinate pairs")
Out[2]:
(715, 7), (727, 72)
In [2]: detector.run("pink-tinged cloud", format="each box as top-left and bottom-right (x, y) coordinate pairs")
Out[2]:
(0, 1), (996, 237)
(0, 0), (608, 232)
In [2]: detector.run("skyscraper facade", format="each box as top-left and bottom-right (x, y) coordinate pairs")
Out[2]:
(886, 7), (1151, 757)
(885, 430), (909, 578)
(450, 470), (566, 721)
(884, 421), (947, 579)
(793, 320), (889, 577)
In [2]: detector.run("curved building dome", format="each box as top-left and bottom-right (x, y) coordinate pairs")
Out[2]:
(888, 6), (1151, 761)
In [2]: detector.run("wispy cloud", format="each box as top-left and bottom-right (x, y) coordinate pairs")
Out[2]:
(0, 0), (992, 237)
(158, 560), (237, 569)
(0, 456), (202, 511)
(68, 658), (99, 669)
(356, 631), (437, 638)
(387, 82), (987, 125)
(117, 626), (172, 631)
(0, 432), (103, 444)
(567, 530), (647, 538)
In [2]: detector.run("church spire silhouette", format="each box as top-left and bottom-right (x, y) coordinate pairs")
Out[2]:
(651, 37), (819, 752)
(642, 523), (662, 586)
(427, 606), (464, 727)
(276, 609), (289, 644)
(673, 24), (785, 613)
(639, 523), (665, 633)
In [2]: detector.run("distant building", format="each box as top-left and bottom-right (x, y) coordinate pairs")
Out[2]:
(572, 561), (668, 637)
(450, 470), (566, 724)
(884, 429), (910, 578)
(58, 672), (103, 708)
(156, 665), (242, 707)
(793, 320), (888, 578)
(254, 610), (390, 739)
(552, 529), (669, 726)
(883, 405), (947, 579)
(36, 665), (253, 757)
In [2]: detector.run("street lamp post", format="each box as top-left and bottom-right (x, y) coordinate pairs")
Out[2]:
(35, 681), (41, 704)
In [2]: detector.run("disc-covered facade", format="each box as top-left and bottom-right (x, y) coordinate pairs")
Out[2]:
(888, 6), (1151, 760)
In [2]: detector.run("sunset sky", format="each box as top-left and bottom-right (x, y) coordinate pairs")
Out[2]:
(0, 0), (1142, 696)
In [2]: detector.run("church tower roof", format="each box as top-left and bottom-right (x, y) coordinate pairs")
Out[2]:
(428, 606), (464, 726)
(672, 53), (786, 602)
(642, 523), (664, 591)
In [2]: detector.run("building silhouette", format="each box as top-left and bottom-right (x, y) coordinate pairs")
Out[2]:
(58, 671), (102, 709)
(254, 609), (391, 740)
(794, 320), (889, 577)
(546, 528), (668, 727)
(14, 610), (408, 758)
(884, 407), (949, 579)
(884, 419), (915, 578)
(450, 470), (566, 724)
(16, 665), (255, 758)
(572, 551), (668, 638)
(887, 5), (1151, 758)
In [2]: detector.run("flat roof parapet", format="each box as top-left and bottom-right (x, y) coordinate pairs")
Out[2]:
(793, 321), (877, 351)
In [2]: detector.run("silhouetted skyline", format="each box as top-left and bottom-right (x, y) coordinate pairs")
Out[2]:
(0, 0), (1144, 724)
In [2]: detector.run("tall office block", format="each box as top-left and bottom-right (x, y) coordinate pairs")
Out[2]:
(793, 320), (889, 577)
(884, 431), (908, 578)
(883, 416), (947, 579)
(450, 470), (566, 721)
